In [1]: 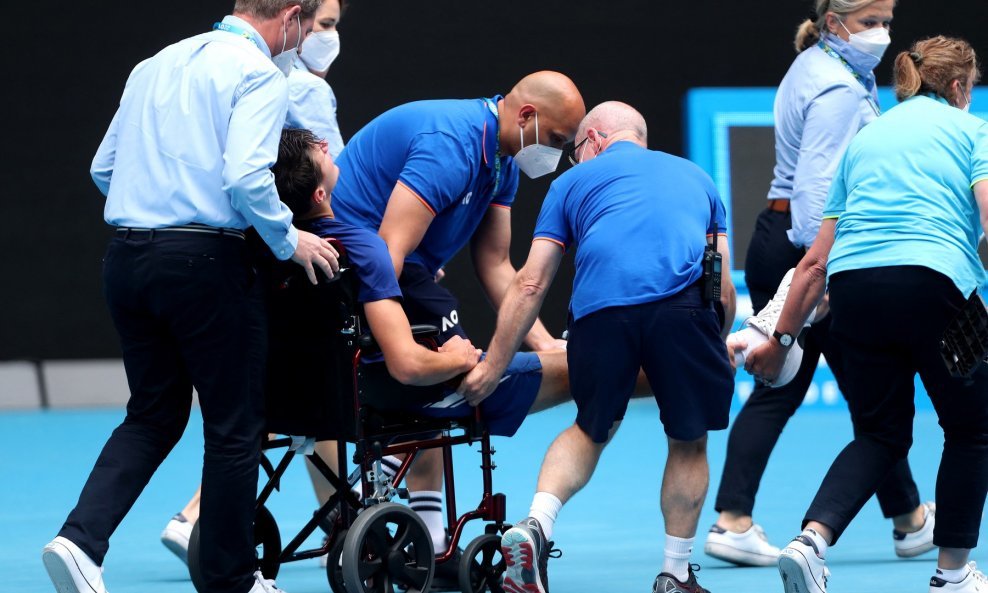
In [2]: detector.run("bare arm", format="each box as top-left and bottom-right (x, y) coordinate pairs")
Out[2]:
(458, 240), (565, 404)
(975, 181), (988, 239)
(377, 182), (435, 279)
(471, 207), (561, 351)
(363, 298), (480, 386)
(746, 218), (836, 383)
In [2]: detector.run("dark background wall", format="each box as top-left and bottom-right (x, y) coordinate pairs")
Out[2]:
(3, 0), (985, 359)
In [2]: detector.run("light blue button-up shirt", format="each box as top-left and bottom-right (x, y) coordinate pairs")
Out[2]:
(286, 58), (345, 159)
(92, 15), (298, 260)
(768, 33), (881, 248)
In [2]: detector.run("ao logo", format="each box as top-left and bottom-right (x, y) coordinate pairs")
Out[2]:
(461, 192), (473, 205)
(442, 310), (459, 332)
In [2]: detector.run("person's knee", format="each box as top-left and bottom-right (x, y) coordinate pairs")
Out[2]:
(667, 434), (708, 457)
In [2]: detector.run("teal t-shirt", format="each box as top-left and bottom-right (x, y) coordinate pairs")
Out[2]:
(823, 94), (988, 296)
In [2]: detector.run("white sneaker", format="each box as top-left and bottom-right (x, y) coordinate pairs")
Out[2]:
(704, 523), (781, 567)
(930, 562), (988, 592)
(730, 326), (803, 387)
(160, 513), (193, 565)
(248, 570), (287, 593)
(778, 534), (830, 593)
(895, 501), (937, 558)
(731, 268), (806, 388)
(42, 536), (108, 593)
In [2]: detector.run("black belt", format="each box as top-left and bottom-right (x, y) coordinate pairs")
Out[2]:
(115, 225), (246, 240)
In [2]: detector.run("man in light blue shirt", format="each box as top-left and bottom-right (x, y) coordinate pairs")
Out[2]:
(42, 3), (337, 593)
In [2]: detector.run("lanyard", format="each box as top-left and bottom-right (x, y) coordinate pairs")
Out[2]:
(213, 22), (260, 49)
(818, 41), (881, 116)
(483, 98), (502, 197)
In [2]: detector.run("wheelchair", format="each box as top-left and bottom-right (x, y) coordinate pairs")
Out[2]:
(186, 239), (509, 593)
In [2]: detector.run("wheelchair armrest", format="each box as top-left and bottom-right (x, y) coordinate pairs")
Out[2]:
(358, 324), (440, 353)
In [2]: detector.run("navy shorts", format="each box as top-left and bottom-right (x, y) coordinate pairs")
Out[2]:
(417, 352), (542, 437)
(398, 262), (467, 345)
(567, 284), (734, 443)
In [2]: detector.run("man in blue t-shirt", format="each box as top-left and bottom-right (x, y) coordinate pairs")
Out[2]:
(332, 70), (586, 350)
(271, 128), (650, 574)
(459, 102), (739, 593)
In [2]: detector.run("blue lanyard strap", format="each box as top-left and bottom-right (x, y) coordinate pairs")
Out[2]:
(213, 22), (260, 49)
(817, 41), (880, 116)
(483, 98), (502, 197)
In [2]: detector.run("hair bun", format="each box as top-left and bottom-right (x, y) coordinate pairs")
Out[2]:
(910, 51), (924, 65)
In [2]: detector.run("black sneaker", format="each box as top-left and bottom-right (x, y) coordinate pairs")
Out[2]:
(501, 517), (560, 593)
(652, 564), (710, 593)
(425, 546), (465, 592)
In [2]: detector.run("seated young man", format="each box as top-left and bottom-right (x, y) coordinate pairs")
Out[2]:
(160, 129), (622, 570)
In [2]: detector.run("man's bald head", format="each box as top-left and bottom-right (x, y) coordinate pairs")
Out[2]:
(577, 101), (648, 144)
(501, 71), (586, 156)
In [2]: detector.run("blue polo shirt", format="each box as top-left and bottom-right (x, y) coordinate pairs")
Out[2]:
(332, 96), (520, 275)
(824, 95), (988, 296)
(534, 141), (727, 320)
(295, 216), (402, 304)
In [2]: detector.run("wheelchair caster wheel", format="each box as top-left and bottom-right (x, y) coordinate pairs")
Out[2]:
(188, 505), (282, 593)
(459, 533), (505, 593)
(342, 502), (434, 593)
(326, 528), (348, 593)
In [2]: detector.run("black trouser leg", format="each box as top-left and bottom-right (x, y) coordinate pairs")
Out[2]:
(58, 235), (263, 593)
(715, 209), (920, 518)
(805, 267), (988, 546)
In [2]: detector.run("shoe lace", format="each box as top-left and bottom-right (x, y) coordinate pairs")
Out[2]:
(969, 562), (988, 584)
(745, 269), (793, 335)
(253, 571), (282, 593)
(547, 541), (562, 559)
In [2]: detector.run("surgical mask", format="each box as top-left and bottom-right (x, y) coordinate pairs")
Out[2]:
(963, 91), (973, 113)
(300, 29), (340, 72)
(513, 113), (563, 179)
(839, 20), (891, 60)
(271, 14), (302, 77)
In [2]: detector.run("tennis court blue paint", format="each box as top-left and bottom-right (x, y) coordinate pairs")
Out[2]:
(4, 402), (976, 593)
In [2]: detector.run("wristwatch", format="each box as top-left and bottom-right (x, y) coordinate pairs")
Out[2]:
(772, 330), (795, 349)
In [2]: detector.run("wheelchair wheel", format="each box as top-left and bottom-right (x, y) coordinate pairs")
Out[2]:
(188, 505), (282, 593)
(326, 528), (348, 593)
(341, 503), (434, 593)
(458, 534), (505, 593)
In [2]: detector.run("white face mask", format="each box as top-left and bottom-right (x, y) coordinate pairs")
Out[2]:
(840, 20), (891, 60)
(299, 29), (340, 72)
(271, 14), (302, 77)
(513, 113), (563, 179)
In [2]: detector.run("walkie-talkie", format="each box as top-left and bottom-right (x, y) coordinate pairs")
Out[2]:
(702, 230), (722, 303)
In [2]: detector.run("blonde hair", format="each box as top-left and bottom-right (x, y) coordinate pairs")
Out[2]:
(893, 36), (981, 103)
(794, 0), (883, 53)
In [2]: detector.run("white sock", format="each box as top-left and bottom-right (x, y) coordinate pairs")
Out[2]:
(352, 455), (402, 495)
(528, 492), (563, 540)
(409, 491), (448, 553)
(662, 534), (694, 582)
(802, 528), (829, 557)
(936, 565), (970, 583)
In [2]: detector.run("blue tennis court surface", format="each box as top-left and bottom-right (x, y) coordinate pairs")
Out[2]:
(2, 400), (976, 592)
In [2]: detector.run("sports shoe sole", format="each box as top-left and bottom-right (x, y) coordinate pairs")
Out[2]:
(895, 539), (937, 558)
(778, 550), (825, 593)
(705, 541), (779, 567)
(501, 528), (544, 593)
(160, 528), (190, 565)
(42, 541), (100, 593)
